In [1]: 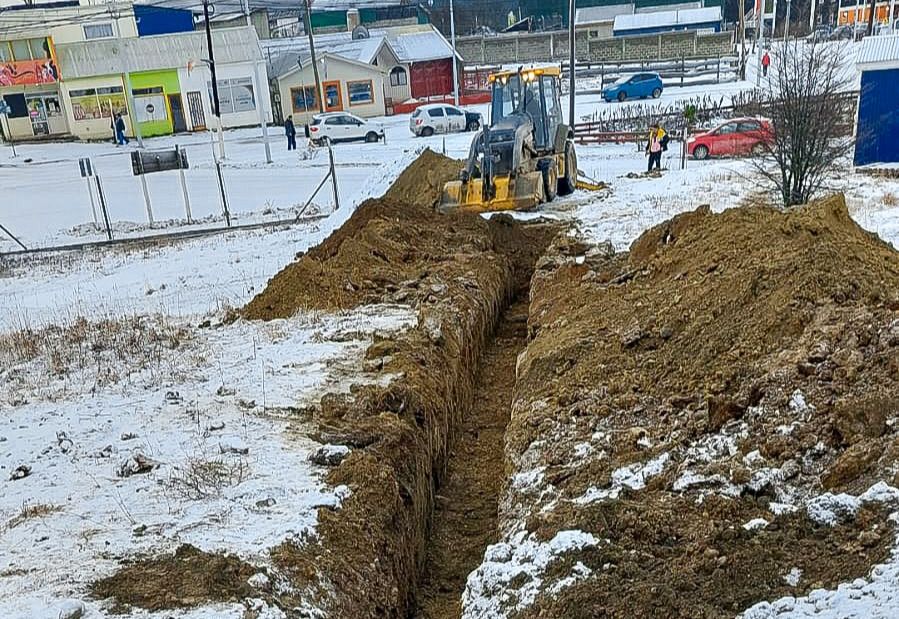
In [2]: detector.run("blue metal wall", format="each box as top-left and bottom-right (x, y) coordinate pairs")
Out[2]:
(134, 5), (195, 37)
(855, 68), (899, 166)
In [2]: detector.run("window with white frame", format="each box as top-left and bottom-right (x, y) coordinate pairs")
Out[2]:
(83, 23), (115, 40)
(207, 78), (256, 114)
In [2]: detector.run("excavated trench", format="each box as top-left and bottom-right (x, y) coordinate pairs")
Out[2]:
(413, 299), (529, 619)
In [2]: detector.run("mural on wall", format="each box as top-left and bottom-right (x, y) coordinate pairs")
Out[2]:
(0, 58), (59, 86)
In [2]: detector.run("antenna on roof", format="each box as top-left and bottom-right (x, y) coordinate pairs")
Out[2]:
(352, 25), (370, 39)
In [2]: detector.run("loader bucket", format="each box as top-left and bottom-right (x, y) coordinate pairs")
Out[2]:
(437, 172), (545, 214)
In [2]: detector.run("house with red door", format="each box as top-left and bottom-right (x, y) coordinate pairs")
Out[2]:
(265, 23), (460, 123)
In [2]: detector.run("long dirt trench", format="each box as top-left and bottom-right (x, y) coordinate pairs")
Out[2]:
(413, 299), (529, 619)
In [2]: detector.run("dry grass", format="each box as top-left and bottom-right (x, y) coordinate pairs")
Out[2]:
(882, 191), (898, 207)
(3, 502), (61, 532)
(0, 314), (192, 398)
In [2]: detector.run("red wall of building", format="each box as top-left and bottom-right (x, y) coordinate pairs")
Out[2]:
(410, 59), (454, 99)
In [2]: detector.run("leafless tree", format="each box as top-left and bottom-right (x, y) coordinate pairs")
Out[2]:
(750, 40), (856, 207)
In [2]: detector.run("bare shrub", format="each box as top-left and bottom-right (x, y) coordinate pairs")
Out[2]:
(167, 456), (250, 501)
(749, 41), (856, 207)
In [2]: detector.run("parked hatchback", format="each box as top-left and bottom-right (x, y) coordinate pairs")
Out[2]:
(602, 73), (664, 102)
(410, 104), (482, 137)
(307, 112), (384, 145)
(687, 117), (773, 160)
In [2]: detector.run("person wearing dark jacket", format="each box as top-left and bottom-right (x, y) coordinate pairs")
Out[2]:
(285, 116), (297, 151)
(114, 113), (129, 146)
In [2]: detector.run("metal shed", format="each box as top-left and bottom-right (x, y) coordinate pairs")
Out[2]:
(855, 34), (899, 167)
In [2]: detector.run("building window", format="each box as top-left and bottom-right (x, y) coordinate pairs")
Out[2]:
(0, 37), (50, 61)
(83, 23), (115, 40)
(347, 80), (374, 106)
(11, 39), (31, 61)
(290, 86), (317, 113)
(208, 78), (256, 115)
(69, 86), (127, 120)
(389, 66), (407, 87)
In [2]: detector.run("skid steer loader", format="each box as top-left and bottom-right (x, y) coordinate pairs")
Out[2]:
(439, 67), (579, 213)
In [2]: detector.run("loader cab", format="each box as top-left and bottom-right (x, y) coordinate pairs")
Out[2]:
(489, 69), (563, 152)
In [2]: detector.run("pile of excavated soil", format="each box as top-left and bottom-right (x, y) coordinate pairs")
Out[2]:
(91, 545), (260, 613)
(486, 195), (899, 618)
(245, 150), (553, 318)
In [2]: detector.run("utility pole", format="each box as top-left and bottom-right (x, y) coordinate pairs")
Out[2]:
(891, 0), (897, 30)
(784, 0), (792, 38)
(449, 0), (459, 105)
(568, 0), (576, 129)
(242, 0), (272, 163)
(739, 0), (746, 80)
(303, 0), (325, 113)
(203, 0), (226, 160)
(809, 0), (817, 31)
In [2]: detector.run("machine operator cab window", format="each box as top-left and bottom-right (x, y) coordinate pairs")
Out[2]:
(489, 70), (562, 152)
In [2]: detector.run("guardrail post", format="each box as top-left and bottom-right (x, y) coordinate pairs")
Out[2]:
(95, 176), (113, 241)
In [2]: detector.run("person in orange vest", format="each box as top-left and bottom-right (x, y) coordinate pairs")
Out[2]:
(762, 50), (771, 77)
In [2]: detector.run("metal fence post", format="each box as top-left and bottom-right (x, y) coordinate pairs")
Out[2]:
(328, 141), (340, 211)
(176, 145), (192, 223)
(86, 177), (99, 228)
(137, 156), (154, 225)
(95, 176), (113, 240)
(215, 160), (231, 226)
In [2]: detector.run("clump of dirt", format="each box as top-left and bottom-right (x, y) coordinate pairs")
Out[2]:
(489, 194), (899, 618)
(244, 150), (553, 318)
(91, 544), (259, 613)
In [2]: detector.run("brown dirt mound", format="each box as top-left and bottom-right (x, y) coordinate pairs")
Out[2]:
(501, 194), (899, 618)
(91, 544), (259, 613)
(244, 149), (553, 318)
(380, 148), (462, 208)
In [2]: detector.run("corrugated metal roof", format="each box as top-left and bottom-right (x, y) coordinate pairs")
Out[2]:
(388, 30), (454, 62)
(263, 24), (455, 78)
(56, 27), (261, 80)
(614, 6), (721, 31)
(856, 34), (899, 69)
(575, 4), (634, 26)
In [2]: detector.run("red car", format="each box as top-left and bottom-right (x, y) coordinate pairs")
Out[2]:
(687, 117), (773, 160)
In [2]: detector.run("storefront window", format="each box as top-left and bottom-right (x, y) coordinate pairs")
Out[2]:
(347, 80), (373, 106)
(11, 39), (31, 61)
(0, 43), (12, 63)
(208, 78), (256, 115)
(291, 86), (317, 113)
(29, 38), (49, 59)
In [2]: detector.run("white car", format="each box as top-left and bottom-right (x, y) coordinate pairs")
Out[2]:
(307, 112), (384, 145)
(410, 104), (482, 137)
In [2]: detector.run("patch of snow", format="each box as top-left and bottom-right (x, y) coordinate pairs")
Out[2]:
(511, 467), (546, 493)
(770, 502), (799, 516)
(574, 452), (670, 504)
(806, 493), (862, 526)
(784, 567), (802, 587)
(461, 529), (600, 618)
(743, 518), (769, 531)
(789, 390), (810, 413)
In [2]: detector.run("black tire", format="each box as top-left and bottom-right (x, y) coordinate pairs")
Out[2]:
(693, 144), (710, 160)
(617, 91), (627, 102)
(540, 160), (558, 203)
(466, 119), (480, 132)
(751, 142), (766, 156)
(558, 141), (577, 196)
(422, 126), (434, 137)
(365, 131), (379, 143)
(652, 87), (662, 98)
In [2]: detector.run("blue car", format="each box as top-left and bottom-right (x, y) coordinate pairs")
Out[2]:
(602, 73), (664, 102)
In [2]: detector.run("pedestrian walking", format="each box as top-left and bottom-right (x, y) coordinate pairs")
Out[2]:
(114, 113), (129, 146)
(762, 51), (770, 77)
(646, 122), (666, 173)
(285, 115), (297, 151)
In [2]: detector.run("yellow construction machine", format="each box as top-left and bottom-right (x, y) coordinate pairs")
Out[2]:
(439, 67), (580, 213)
